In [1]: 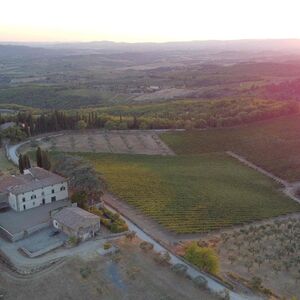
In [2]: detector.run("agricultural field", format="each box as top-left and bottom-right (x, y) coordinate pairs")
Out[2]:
(193, 216), (300, 298)
(0, 238), (216, 300)
(81, 152), (300, 234)
(23, 131), (174, 156)
(161, 114), (300, 182)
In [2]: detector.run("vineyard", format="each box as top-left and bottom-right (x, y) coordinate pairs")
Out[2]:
(81, 152), (300, 233)
(161, 114), (300, 182)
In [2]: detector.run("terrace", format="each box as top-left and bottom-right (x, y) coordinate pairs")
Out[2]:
(0, 199), (70, 241)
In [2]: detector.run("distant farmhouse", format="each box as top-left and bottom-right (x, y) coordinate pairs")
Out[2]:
(0, 167), (68, 212)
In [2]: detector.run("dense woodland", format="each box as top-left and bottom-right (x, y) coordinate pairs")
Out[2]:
(1, 44), (300, 140)
(259, 79), (300, 101)
(0, 98), (298, 143)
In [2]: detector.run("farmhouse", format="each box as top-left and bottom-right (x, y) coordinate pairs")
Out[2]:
(0, 167), (68, 212)
(52, 206), (100, 241)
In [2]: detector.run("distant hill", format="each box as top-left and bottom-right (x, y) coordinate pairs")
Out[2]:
(27, 39), (300, 53)
(2, 39), (300, 57)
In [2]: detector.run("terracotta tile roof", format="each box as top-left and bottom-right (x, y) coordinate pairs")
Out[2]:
(53, 207), (99, 231)
(0, 167), (67, 195)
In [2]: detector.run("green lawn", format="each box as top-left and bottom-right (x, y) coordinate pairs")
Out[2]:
(161, 114), (300, 182)
(81, 152), (300, 233)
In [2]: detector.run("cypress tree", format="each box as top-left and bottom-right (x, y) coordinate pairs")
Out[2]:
(23, 154), (31, 170)
(41, 150), (51, 170)
(18, 154), (24, 174)
(36, 147), (43, 168)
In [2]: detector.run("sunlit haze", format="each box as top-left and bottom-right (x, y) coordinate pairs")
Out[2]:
(1, 0), (300, 42)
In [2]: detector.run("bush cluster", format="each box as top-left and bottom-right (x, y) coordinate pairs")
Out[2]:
(91, 207), (128, 233)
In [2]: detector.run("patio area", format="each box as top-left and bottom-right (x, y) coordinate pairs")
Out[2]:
(18, 227), (68, 257)
(0, 200), (70, 241)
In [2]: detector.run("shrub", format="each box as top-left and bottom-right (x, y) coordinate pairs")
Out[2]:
(250, 276), (262, 290)
(101, 218), (112, 227)
(171, 263), (188, 276)
(219, 289), (230, 300)
(192, 275), (208, 288)
(98, 207), (128, 233)
(126, 231), (136, 241)
(103, 242), (112, 250)
(80, 266), (91, 278)
(76, 120), (87, 130)
(139, 241), (154, 252)
(184, 243), (219, 275)
(154, 251), (171, 265)
(91, 207), (103, 217)
(68, 236), (79, 246)
(110, 221), (128, 233)
(126, 267), (140, 280)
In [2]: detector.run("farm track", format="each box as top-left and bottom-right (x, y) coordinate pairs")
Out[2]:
(226, 151), (300, 205)
(103, 197), (260, 300)
(119, 134), (133, 154)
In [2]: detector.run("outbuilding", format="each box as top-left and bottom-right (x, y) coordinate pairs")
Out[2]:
(52, 206), (100, 241)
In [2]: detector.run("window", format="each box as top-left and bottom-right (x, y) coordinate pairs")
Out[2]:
(22, 197), (25, 202)
(60, 186), (66, 191)
(51, 196), (56, 202)
(31, 194), (36, 200)
(52, 189), (55, 194)
(42, 198), (45, 205)
(41, 191), (45, 196)
(23, 204), (26, 210)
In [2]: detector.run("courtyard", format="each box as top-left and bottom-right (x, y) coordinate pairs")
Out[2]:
(0, 200), (70, 240)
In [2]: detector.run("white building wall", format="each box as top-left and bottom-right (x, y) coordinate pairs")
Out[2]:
(12, 181), (68, 212)
(8, 194), (17, 210)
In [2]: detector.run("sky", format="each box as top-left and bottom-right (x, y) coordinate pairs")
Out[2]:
(1, 0), (300, 43)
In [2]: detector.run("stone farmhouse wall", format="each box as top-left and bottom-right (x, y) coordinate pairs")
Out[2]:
(8, 181), (68, 212)
(53, 219), (100, 241)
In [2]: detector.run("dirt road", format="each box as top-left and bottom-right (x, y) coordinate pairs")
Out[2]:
(226, 151), (300, 205)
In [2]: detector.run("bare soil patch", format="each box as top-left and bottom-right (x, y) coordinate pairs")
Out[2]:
(22, 130), (174, 156)
(0, 238), (217, 300)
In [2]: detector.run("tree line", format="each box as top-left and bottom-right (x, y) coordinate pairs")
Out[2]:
(18, 147), (51, 174)
(0, 98), (298, 144)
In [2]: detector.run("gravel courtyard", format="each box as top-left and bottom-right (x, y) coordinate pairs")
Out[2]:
(0, 238), (218, 300)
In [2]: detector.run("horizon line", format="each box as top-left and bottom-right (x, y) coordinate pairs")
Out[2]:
(1, 38), (300, 45)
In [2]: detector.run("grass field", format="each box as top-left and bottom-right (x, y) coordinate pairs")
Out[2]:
(81, 152), (300, 233)
(161, 114), (300, 182)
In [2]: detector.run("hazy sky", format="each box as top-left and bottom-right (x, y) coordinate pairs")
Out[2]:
(1, 0), (300, 42)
